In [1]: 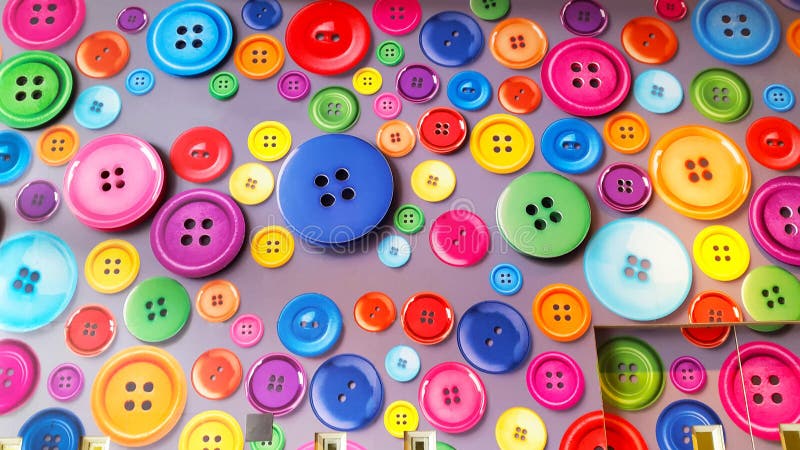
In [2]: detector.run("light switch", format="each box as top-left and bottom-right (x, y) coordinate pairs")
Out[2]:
(403, 431), (436, 450)
(315, 432), (346, 450)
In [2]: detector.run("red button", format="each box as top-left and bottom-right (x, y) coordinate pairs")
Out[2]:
(681, 291), (741, 349)
(654, 0), (688, 22)
(285, 0), (371, 75)
(191, 348), (242, 400)
(560, 410), (647, 450)
(169, 127), (233, 183)
(745, 117), (800, 171)
(401, 292), (454, 345)
(354, 291), (397, 332)
(417, 107), (467, 154)
(64, 304), (117, 357)
(75, 30), (130, 79)
(498, 76), (542, 115)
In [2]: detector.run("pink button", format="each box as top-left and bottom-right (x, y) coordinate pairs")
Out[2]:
(373, 92), (402, 120)
(2, 0), (86, 50)
(63, 134), (165, 231)
(418, 361), (487, 433)
(540, 37), (632, 117)
(372, 0), (422, 36)
(47, 362), (84, 401)
(526, 351), (584, 410)
(230, 313), (264, 348)
(669, 356), (706, 394)
(0, 339), (39, 414)
(654, 0), (688, 22)
(429, 210), (490, 267)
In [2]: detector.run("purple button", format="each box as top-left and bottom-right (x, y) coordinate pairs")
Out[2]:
(597, 162), (652, 213)
(277, 70), (311, 101)
(47, 362), (84, 401)
(560, 0), (609, 37)
(749, 176), (800, 267)
(117, 6), (148, 33)
(230, 313), (264, 348)
(0, 339), (39, 414)
(396, 64), (440, 103)
(669, 356), (707, 394)
(15, 180), (59, 222)
(150, 188), (245, 278)
(246, 353), (306, 416)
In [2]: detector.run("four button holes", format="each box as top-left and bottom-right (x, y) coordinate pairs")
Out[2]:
(617, 362), (639, 384)
(419, 309), (435, 325)
(12, 266), (40, 294)
(552, 303), (572, 323)
(750, 375), (782, 405)
(14, 75), (45, 102)
(251, 49), (269, 65)
(29, 3), (58, 26)
(200, 433), (223, 450)
(394, 411), (409, 426)
(482, 0), (498, 9)
(721, 14), (750, 38)
(650, 84), (664, 97)
(267, 373), (284, 392)
(509, 35), (526, 50)
(513, 425), (528, 442)
(624, 255), (651, 282)
(315, 168), (355, 207)
(57, 373), (73, 390)
(707, 308), (724, 323)
(577, 9), (592, 23)
(82, 321), (99, 336)
(123, 381), (154, 411)
(525, 196), (563, 231)
(100, 166), (125, 191)
(181, 217), (214, 247)
(434, 122), (450, 136)
(570, 62), (601, 89)
(40, 434), (61, 450)
(492, 134), (513, 153)
(711, 86), (730, 104)
(617, 178), (634, 194)
(145, 297), (168, 321)
(685, 158), (713, 183)
(102, 257), (122, 276)
(761, 285), (786, 309)
(442, 385), (461, 405)
(779, 206), (800, 236)
(175, 24), (205, 50)
(411, 76), (425, 89)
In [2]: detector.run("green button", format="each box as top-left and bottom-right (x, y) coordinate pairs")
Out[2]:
(376, 40), (405, 67)
(123, 276), (191, 343)
(394, 204), (425, 234)
(598, 336), (665, 411)
(209, 71), (239, 100)
(470, 0), (510, 20)
(496, 171), (591, 258)
(689, 68), (752, 123)
(437, 442), (456, 450)
(0, 51), (73, 129)
(308, 86), (360, 133)
(742, 265), (800, 329)
(249, 423), (285, 450)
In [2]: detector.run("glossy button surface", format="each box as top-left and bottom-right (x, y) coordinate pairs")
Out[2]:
(0, 131), (31, 186)
(373, 92), (402, 120)
(603, 111), (650, 154)
(248, 120), (291, 162)
(385, 345), (420, 382)
(749, 176), (800, 266)
(64, 304), (117, 357)
(497, 75), (541, 114)
(401, 292), (455, 345)
(75, 30), (129, 78)
(84, 239), (140, 294)
(561, 411), (647, 450)
(309, 354), (384, 431)
(378, 235), (411, 268)
(234, 33), (284, 80)
(170, 126), (232, 183)
(16, 179), (59, 222)
(250, 225), (294, 269)
(489, 263), (523, 296)
(633, 69), (683, 114)
(597, 162), (653, 213)
(598, 336), (665, 411)
(446, 71), (491, 111)
(178, 410), (243, 450)
(394, 204), (425, 234)
(489, 18), (548, 69)
(470, 113), (534, 174)
(377, 120), (415, 157)
(495, 407), (547, 450)
(46, 363), (83, 401)
(692, 225), (750, 281)
(656, 0), (689, 21)
(681, 291), (741, 349)
(242, 0), (282, 30)
(532, 284), (592, 342)
(656, 400), (722, 450)
(0, 51), (73, 129)
(117, 6), (147, 33)
(526, 351), (584, 411)
(429, 210), (490, 267)
(18, 408), (84, 450)
(73, 85), (121, 130)
(763, 83), (795, 112)
(692, 0), (780, 65)
(540, 117), (603, 174)
(621, 16), (678, 64)
(209, 71), (238, 100)
(689, 68), (752, 122)
(246, 353), (306, 416)
(277, 70), (310, 101)
(457, 301), (530, 374)
(2, 0), (86, 49)
(411, 159), (456, 202)
(308, 86), (360, 133)
(669, 356), (707, 394)
(192, 348), (242, 400)
(376, 40), (405, 66)
(352, 67), (382, 95)
(230, 314), (264, 348)
(745, 117), (800, 171)
(419, 11), (483, 67)
(277, 293), (343, 357)
(372, 0), (422, 36)
(125, 68), (155, 95)
(195, 279), (240, 323)
(396, 64), (440, 103)
(354, 291), (396, 332)
(383, 400), (420, 438)
(37, 124), (78, 166)
(229, 163), (275, 206)
(741, 265), (800, 323)
(417, 107), (467, 154)
(0, 339), (39, 414)
(419, 362), (486, 433)
(123, 276), (190, 343)
(560, 0), (608, 36)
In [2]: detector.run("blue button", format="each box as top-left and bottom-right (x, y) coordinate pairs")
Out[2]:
(19, 408), (84, 450)
(377, 235), (411, 268)
(489, 263), (523, 296)
(540, 118), (604, 174)
(419, 11), (484, 67)
(277, 293), (343, 357)
(692, 0), (780, 65)
(277, 134), (394, 246)
(457, 301), (530, 374)
(125, 69), (155, 96)
(310, 354), (384, 431)
(242, 0), (282, 30)
(447, 70), (491, 111)
(0, 232), (77, 333)
(147, 0), (234, 76)
(384, 344), (421, 383)
(763, 84), (795, 113)
(633, 69), (683, 114)
(656, 400), (723, 450)
(584, 218), (692, 322)
(73, 85), (122, 130)
(0, 130), (31, 186)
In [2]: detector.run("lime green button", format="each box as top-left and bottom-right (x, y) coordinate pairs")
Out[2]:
(394, 204), (425, 234)
(123, 276), (191, 343)
(437, 442), (456, 450)
(689, 68), (752, 123)
(742, 265), (800, 330)
(377, 40), (405, 67)
(598, 336), (665, 411)
(209, 71), (239, 100)
(470, 0), (510, 20)
(308, 86), (360, 133)
(249, 423), (285, 450)
(0, 51), (73, 129)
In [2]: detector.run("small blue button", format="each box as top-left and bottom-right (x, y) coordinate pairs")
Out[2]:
(692, 0), (780, 65)
(277, 292), (343, 357)
(384, 344), (421, 382)
(310, 354), (384, 431)
(73, 85), (122, 130)
(447, 70), (491, 111)
(377, 235), (411, 268)
(540, 118), (604, 174)
(125, 68), (155, 96)
(457, 301), (530, 374)
(634, 69), (683, 114)
(0, 130), (31, 186)
(656, 400), (723, 450)
(489, 263), (523, 296)
(763, 84), (795, 112)
(242, 0), (282, 30)
(419, 11), (484, 67)
(19, 408), (84, 450)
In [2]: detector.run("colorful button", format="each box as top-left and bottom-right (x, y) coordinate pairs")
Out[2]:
(15, 179), (58, 222)
(36, 124), (78, 166)
(541, 117), (604, 174)
(277, 70), (310, 101)
(598, 336), (665, 411)
(656, 400), (722, 450)
(2, 0), (86, 49)
(229, 163), (275, 206)
(354, 291), (396, 332)
(560, 0), (608, 36)
(470, 113), (534, 174)
(394, 204), (425, 234)
(195, 279), (240, 323)
(91, 346), (187, 447)
(621, 16), (678, 64)
(117, 6), (148, 33)
(47, 363), (83, 401)
(247, 121), (291, 162)
(681, 291), (741, 349)
(410, 159), (456, 202)
(418, 362), (486, 433)
(649, 125), (751, 220)
(249, 422), (285, 450)
(64, 304), (117, 357)
(749, 177), (800, 266)
(470, 0), (509, 20)
(250, 225), (295, 269)
(209, 71), (238, 100)
(790, 19), (800, 57)
(603, 111), (650, 154)
(73, 85), (121, 130)
(378, 235), (412, 268)
(418, 107), (468, 154)
(0, 339), (38, 414)
(376, 119), (415, 157)
(385, 345), (420, 382)
(242, 0), (282, 31)
(376, 40), (404, 66)
(178, 410), (243, 450)
(693, 225), (750, 281)
(75, 30), (130, 78)
(234, 33), (284, 80)
(419, 11), (483, 67)
(447, 71), (491, 111)
(745, 117), (800, 170)
(526, 351), (584, 411)
(170, 126), (232, 183)
(597, 162), (653, 213)
(84, 239), (140, 294)
(489, 263), (523, 296)
(690, 68), (752, 122)
(763, 83), (795, 112)
(277, 293), (343, 357)
(495, 407), (546, 450)
(655, 0), (688, 21)
(396, 64), (440, 103)
(457, 301), (529, 374)
(742, 265), (800, 325)
(123, 276), (191, 343)
(561, 411), (647, 450)
(633, 69), (683, 114)
(384, 400), (419, 438)
(18, 408), (84, 450)
(532, 284), (592, 342)
(125, 68), (155, 95)
(246, 353), (306, 416)
(430, 209), (490, 267)
(374, 92), (402, 120)
(309, 354), (384, 431)
(497, 75), (541, 114)
(308, 86), (360, 132)
(669, 356), (707, 394)
(782, 0), (800, 11)
(0, 51), (73, 129)
(230, 314), (264, 348)
(372, 0), (422, 35)
(353, 67), (382, 95)
(489, 18), (547, 69)
(692, 0), (780, 65)
(401, 292), (455, 345)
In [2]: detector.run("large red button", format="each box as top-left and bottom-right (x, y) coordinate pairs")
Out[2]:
(745, 117), (800, 171)
(64, 304), (117, 357)
(417, 107), (467, 154)
(401, 292), (454, 345)
(169, 126), (233, 183)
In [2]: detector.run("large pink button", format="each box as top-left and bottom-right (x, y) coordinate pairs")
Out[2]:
(749, 176), (800, 267)
(372, 0), (422, 36)
(0, 339), (39, 414)
(2, 0), (86, 49)
(418, 361), (487, 433)
(429, 210), (490, 267)
(63, 134), (165, 231)
(526, 351), (584, 410)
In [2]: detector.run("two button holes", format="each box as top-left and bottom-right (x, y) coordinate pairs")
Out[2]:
(761, 285), (786, 309)
(123, 381), (154, 411)
(299, 319), (320, 329)
(29, 3), (58, 26)
(685, 158), (712, 183)
(442, 385), (461, 405)
(443, 30), (459, 47)
(209, 365), (224, 382)
(721, 14), (750, 37)
(103, 257), (122, 276)
(251, 49), (268, 65)
(40, 434), (62, 450)
(509, 35), (526, 50)
(255, 6), (269, 19)
(201, 434), (222, 450)
(388, 5), (406, 20)
(513, 426), (528, 442)
(100, 166), (125, 191)
(316, 168), (355, 208)
(14, 75), (45, 102)
(624, 255), (650, 282)
(779, 206), (800, 236)
(267, 374), (284, 392)
(485, 326), (502, 347)
(493, 134), (513, 153)
(94, 47), (110, 62)
(682, 425), (692, 445)
(452, 228), (466, 248)
(175, 24), (204, 49)
(337, 380), (357, 403)
(12, 266), (40, 294)
(525, 196), (563, 231)
(641, 33), (656, 48)
(315, 32), (341, 43)
(513, 87), (526, 102)
(369, 305), (381, 320)
(181, 218), (214, 247)
(617, 363), (639, 384)
(82, 321), (98, 336)
(570, 62), (601, 89)
(481, 0), (498, 9)
(751, 375), (782, 405)
(552, 303), (572, 322)
(0, 367), (16, 389)
(145, 297), (167, 321)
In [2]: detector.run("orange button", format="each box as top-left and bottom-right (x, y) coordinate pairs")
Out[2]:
(234, 34), (285, 80)
(37, 124), (79, 166)
(497, 76), (541, 115)
(789, 19), (800, 58)
(191, 348), (242, 400)
(376, 120), (416, 158)
(75, 30), (130, 78)
(681, 291), (742, 349)
(489, 18), (548, 69)
(354, 291), (397, 332)
(620, 17), (678, 65)
(532, 284), (592, 342)
(195, 279), (241, 323)
(604, 111), (650, 154)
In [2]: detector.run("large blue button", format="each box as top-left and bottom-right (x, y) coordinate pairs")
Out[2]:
(457, 301), (530, 374)
(763, 84), (795, 113)
(692, 0), (780, 65)
(0, 232), (77, 333)
(310, 354), (384, 431)
(0, 130), (31, 186)
(277, 134), (394, 246)
(19, 408), (84, 450)
(540, 118), (604, 174)
(584, 218), (692, 321)
(656, 400), (723, 450)
(242, 0), (282, 30)
(419, 11), (483, 67)
(377, 235), (411, 268)
(633, 69), (683, 114)
(447, 70), (491, 111)
(277, 293), (343, 357)
(147, 0), (234, 76)
(73, 86), (121, 130)
(384, 344), (421, 383)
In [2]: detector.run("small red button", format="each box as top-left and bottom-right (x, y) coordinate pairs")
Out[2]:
(681, 291), (741, 349)
(169, 126), (233, 183)
(64, 304), (117, 357)
(191, 347), (242, 400)
(745, 117), (800, 171)
(417, 107), (467, 154)
(354, 291), (397, 332)
(498, 75), (542, 115)
(401, 292), (454, 345)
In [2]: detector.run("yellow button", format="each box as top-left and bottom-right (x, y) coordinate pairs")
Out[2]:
(649, 125), (751, 220)
(376, 119), (416, 157)
(229, 163), (275, 206)
(470, 114), (534, 174)
(693, 225), (750, 282)
(353, 67), (383, 95)
(85, 239), (140, 294)
(37, 124), (79, 166)
(383, 400), (420, 439)
(178, 410), (243, 450)
(495, 407), (547, 450)
(603, 111), (650, 154)
(234, 34), (285, 80)
(489, 18), (548, 69)
(410, 160), (456, 202)
(248, 121), (292, 161)
(251, 225), (295, 268)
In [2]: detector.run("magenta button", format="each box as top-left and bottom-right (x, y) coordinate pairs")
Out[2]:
(669, 356), (706, 394)
(0, 339), (39, 414)
(230, 313), (264, 348)
(246, 353), (306, 416)
(418, 361), (487, 433)
(526, 351), (585, 410)
(749, 176), (800, 267)
(396, 64), (440, 103)
(2, 0), (86, 50)
(277, 70), (311, 102)
(429, 209), (490, 267)
(372, 0), (422, 36)
(47, 362), (84, 401)
(597, 162), (652, 213)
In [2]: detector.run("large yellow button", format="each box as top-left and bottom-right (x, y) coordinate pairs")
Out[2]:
(470, 114), (534, 174)
(229, 163), (275, 205)
(410, 160), (456, 202)
(251, 225), (295, 268)
(376, 119), (416, 158)
(37, 124), (79, 166)
(352, 67), (383, 95)
(495, 406), (547, 450)
(603, 111), (650, 154)
(248, 121), (292, 162)
(383, 400), (420, 439)
(178, 410), (243, 450)
(85, 239), (140, 294)
(693, 225), (750, 282)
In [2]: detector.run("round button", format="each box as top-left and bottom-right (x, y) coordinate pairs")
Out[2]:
(209, 71), (239, 100)
(250, 225), (295, 269)
(742, 265), (800, 325)
(249, 423), (285, 450)
(230, 314), (264, 348)
(470, 113), (534, 174)
(541, 118), (603, 174)
(64, 304), (117, 357)
(195, 279), (240, 323)
(278, 293), (343, 357)
(246, 352), (306, 416)
(495, 407), (546, 450)
(649, 125), (751, 220)
(376, 119), (415, 157)
(234, 33), (284, 80)
(384, 400), (420, 438)
(669, 356), (707, 394)
(16, 179), (59, 222)
(420, 11), (483, 67)
(783, 0), (800, 11)
(378, 234), (411, 268)
(693, 225), (750, 281)
(248, 121), (291, 162)
(385, 345), (420, 382)
(470, 0), (509, 20)
(3, 0), (86, 49)
(229, 163), (275, 206)
(401, 292), (455, 345)
(394, 204), (425, 234)
(178, 410), (243, 450)
(47, 363), (83, 401)
(75, 30), (130, 78)
(242, 0), (282, 30)
(497, 75), (542, 114)
(457, 301), (530, 374)
(560, 0), (608, 36)
(0, 51), (73, 129)
(561, 411), (647, 450)
(497, 171), (591, 258)
(84, 239), (140, 294)
(621, 17), (678, 64)
(746, 117), (800, 171)
(598, 336), (665, 411)
(690, 68), (752, 122)
(277, 70), (310, 101)
(692, 0), (780, 65)
(376, 40), (404, 66)
(417, 107), (468, 154)
(150, 188), (245, 278)
(146, 0), (233, 76)
(763, 83), (795, 112)
(526, 351), (584, 411)
(532, 284), (592, 342)
(656, 400), (722, 450)
(597, 162), (653, 213)
(372, 0), (421, 35)
(37, 124), (78, 166)
(310, 354), (384, 431)
(0, 339), (39, 414)
(353, 67), (382, 95)
(285, 0), (371, 75)
(655, 0), (688, 21)
(374, 92), (403, 120)
(354, 291), (396, 332)
(91, 346), (187, 447)
(125, 68), (155, 96)
(430, 209), (490, 267)
(117, 6), (148, 33)
(419, 362), (486, 433)
(604, 111), (650, 154)
(681, 291), (741, 349)
(396, 64), (440, 103)
(308, 86), (360, 132)
(541, 37), (631, 117)
(73, 85), (121, 130)
(447, 71), (491, 111)
(489, 18), (548, 69)
(749, 177), (800, 266)
(124, 276), (191, 343)
(19, 408), (84, 450)
(489, 263), (523, 296)
(634, 69), (683, 114)
(170, 126), (232, 183)
(410, 159), (456, 203)
(790, 19), (800, 58)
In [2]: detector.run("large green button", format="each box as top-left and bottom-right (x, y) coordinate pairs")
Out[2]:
(598, 336), (665, 411)
(376, 40), (404, 67)
(394, 204), (425, 235)
(123, 276), (191, 343)
(496, 171), (591, 258)
(689, 68), (752, 123)
(0, 51), (73, 129)
(308, 86), (360, 133)
(742, 265), (800, 331)
(249, 423), (285, 450)
(470, 0), (510, 20)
